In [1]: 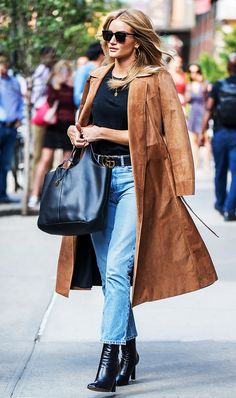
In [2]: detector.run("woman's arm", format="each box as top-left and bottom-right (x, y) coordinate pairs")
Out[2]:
(67, 124), (129, 148)
(185, 83), (192, 103)
(82, 126), (129, 146)
(47, 83), (58, 106)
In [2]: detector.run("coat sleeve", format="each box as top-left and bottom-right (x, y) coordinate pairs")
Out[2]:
(158, 70), (195, 196)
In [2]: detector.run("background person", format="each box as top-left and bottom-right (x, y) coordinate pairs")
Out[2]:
(76, 55), (88, 69)
(31, 47), (56, 185)
(73, 42), (104, 110)
(201, 53), (236, 221)
(186, 64), (208, 168)
(62, 8), (217, 393)
(0, 55), (23, 204)
(28, 60), (76, 208)
(168, 55), (187, 113)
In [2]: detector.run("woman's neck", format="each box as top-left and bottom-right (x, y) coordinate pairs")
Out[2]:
(112, 57), (135, 78)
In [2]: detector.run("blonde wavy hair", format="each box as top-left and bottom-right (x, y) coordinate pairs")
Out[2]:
(99, 9), (173, 90)
(49, 60), (73, 89)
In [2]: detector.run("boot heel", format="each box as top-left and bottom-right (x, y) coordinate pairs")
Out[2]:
(131, 366), (136, 380)
(111, 382), (116, 392)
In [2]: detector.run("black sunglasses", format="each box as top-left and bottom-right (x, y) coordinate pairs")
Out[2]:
(102, 30), (135, 43)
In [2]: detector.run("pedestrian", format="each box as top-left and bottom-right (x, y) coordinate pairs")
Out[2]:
(76, 55), (88, 69)
(0, 54), (23, 204)
(186, 64), (208, 168)
(31, 47), (56, 185)
(28, 60), (76, 208)
(201, 53), (236, 221)
(168, 55), (187, 113)
(56, 8), (217, 393)
(74, 42), (104, 110)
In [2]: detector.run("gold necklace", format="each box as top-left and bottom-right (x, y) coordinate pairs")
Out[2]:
(112, 73), (127, 97)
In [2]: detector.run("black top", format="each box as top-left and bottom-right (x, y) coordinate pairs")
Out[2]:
(209, 75), (236, 131)
(91, 69), (129, 155)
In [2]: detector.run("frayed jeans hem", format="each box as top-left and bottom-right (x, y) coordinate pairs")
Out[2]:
(101, 334), (137, 346)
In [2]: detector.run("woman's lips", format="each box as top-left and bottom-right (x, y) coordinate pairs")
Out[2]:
(109, 47), (118, 52)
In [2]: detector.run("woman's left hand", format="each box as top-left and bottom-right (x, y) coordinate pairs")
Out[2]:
(81, 125), (101, 143)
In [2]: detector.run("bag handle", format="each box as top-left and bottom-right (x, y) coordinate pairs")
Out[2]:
(54, 146), (81, 186)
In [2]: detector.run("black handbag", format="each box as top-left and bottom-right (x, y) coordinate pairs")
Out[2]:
(37, 145), (112, 235)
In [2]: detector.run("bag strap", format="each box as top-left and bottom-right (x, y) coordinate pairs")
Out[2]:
(180, 196), (219, 238)
(50, 99), (59, 110)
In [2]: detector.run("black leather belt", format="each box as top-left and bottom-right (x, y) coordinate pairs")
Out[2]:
(94, 153), (132, 168)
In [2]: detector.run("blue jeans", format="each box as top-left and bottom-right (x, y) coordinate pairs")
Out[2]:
(91, 165), (138, 345)
(0, 124), (17, 198)
(212, 128), (236, 214)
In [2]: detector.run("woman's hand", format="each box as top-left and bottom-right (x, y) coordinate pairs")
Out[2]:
(81, 125), (101, 143)
(67, 123), (88, 148)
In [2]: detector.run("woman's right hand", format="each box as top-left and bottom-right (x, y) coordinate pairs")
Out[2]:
(67, 124), (88, 148)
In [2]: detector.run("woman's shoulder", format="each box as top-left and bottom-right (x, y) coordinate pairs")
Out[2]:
(89, 64), (113, 78)
(138, 67), (175, 90)
(136, 66), (167, 78)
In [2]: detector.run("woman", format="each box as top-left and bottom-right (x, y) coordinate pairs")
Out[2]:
(28, 60), (76, 208)
(186, 64), (208, 169)
(168, 55), (187, 113)
(57, 9), (217, 393)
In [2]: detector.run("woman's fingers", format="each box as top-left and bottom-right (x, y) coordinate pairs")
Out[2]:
(75, 122), (82, 133)
(67, 125), (79, 140)
(67, 125), (87, 147)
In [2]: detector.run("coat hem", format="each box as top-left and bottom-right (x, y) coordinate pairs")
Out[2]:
(131, 277), (218, 307)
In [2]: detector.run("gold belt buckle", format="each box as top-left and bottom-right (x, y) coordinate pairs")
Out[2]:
(102, 156), (116, 168)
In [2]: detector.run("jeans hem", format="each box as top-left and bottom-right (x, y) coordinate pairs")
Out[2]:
(101, 334), (137, 346)
(126, 334), (138, 341)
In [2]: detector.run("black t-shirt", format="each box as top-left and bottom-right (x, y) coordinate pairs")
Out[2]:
(91, 69), (129, 155)
(209, 75), (236, 131)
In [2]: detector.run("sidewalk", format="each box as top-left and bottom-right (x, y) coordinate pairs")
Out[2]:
(1, 170), (236, 398)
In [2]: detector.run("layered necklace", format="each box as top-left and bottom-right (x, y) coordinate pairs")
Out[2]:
(112, 73), (127, 97)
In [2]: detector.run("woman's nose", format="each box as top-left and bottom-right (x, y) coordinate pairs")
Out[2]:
(109, 34), (117, 44)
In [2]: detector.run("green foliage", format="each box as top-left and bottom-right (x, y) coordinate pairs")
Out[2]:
(0, 0), (122, 75)
(223, 27), (236, 54)
(199, 52), (226, 83)
(199, 27), (236, 83)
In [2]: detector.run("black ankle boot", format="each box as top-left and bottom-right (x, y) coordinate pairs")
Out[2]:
(116, 338), (139, 386)
(87, 344), (119, 392)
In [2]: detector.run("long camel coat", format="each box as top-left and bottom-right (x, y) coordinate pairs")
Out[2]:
(56, 64), (218, 307)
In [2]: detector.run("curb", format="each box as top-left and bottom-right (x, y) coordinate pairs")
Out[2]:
(0, 206), (39, 217)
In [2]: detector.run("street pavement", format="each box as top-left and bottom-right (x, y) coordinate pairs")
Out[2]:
(0, 168), (236, 398)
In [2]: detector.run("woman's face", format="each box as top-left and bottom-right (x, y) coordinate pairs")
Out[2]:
(105, 19), (138, 61)
(174, 56), (183, 70)
(189, 65), (201, 81)
(59, 66), (70, 82)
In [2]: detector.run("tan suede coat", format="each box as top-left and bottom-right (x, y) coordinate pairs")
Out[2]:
(56, 64), (218, 307)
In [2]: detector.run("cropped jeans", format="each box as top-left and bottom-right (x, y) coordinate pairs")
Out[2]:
(91, 165), (138, 345)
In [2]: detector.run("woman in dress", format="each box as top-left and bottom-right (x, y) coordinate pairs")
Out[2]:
(168, 55), (187, 114)
(186, 64), (208, 169)
(29, 60), (76, 208)
(57, 9), (217, 393)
